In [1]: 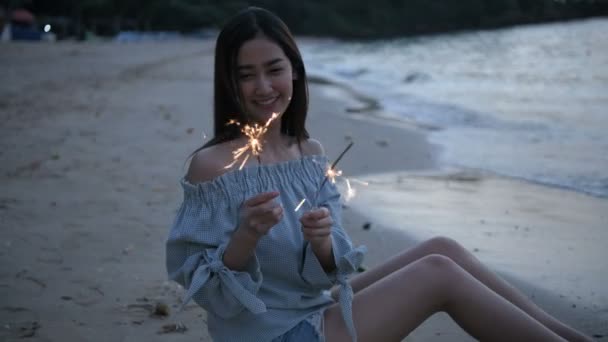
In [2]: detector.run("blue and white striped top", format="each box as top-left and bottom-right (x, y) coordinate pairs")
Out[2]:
(166, 155), (367, 342)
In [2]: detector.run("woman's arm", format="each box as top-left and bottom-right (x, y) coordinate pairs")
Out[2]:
(301, 207), (337, 272)
(311, 234), (336, 272)
(186, 149), (283, 272)
(223, 228), (260, 271)
(224, 191), (283, 270)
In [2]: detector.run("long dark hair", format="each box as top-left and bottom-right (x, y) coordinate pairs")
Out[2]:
(192, 7), (309, 156)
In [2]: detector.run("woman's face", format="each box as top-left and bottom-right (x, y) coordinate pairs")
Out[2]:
(236, 35), (295, 123)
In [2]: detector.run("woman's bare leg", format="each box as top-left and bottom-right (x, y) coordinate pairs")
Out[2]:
(324, 254), (565, 342)
(339, 236), (591, 341)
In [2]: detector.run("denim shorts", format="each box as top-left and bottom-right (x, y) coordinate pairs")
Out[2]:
(271, 310), (325, 342)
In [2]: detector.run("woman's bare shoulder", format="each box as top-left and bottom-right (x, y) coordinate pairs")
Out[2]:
(299, 138), (325, 157)
(185, 142), (237, 184)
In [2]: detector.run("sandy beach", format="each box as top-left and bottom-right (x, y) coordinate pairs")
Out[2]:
(1, 40), (606, 341)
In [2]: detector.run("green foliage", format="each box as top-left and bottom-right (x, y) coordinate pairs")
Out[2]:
(24, 0), (608, 38)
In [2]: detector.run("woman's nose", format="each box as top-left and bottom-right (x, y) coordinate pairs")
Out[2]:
(254, 75), (272, 94)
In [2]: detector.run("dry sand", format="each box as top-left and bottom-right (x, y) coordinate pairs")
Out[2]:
(0, 40), (605, 341)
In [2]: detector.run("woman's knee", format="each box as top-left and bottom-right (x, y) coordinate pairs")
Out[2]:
(409, 254), (462, 307)
(416, 253), (459, 274)
(416, 254), (471, 292)
(425, 236), (467, 257)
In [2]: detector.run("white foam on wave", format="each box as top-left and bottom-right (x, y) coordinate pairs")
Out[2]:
(301, 18), (608, 198)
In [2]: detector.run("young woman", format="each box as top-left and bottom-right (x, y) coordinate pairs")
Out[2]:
(166, 7), (593, 342)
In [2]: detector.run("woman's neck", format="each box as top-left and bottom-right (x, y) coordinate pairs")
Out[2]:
(261, 122), (285, 148)
(237, 122), (299, 164)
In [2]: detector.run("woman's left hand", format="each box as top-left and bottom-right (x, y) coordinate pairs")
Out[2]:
(299, 207), (333, 248)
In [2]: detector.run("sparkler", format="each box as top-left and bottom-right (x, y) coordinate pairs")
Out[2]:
(295, 142), (354, 211)
(314, 141), (353, 203)
(294, 198), (307, 212)
(224, 113), (280, 170)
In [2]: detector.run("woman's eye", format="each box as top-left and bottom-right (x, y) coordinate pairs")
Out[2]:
(238, 74), (253, 80)
(270, 68), (283, 74)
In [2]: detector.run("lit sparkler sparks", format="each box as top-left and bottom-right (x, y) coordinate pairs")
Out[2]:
(295, 142), (354, 211)
(344, 177), (369, 201)
(224, 113), (280, 170)
(316, 141), (353, 196)
(326, 168), (343, 184)
(294, 198), (307, 212)
(345, 178), (355, 201)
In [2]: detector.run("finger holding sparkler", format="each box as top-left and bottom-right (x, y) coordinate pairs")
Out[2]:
(299, 206), (332, 246)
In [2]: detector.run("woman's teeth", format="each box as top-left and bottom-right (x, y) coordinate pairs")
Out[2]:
(256, 97), (277, 105)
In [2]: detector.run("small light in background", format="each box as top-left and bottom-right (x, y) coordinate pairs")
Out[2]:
(44, 24), (51, 33)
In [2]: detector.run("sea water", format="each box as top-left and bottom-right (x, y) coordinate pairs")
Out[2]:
(301, 18), (608, 198)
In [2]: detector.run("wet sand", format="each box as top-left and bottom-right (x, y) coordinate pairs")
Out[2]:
(0, 40), (605, 341)
(342, 171), (608, 340)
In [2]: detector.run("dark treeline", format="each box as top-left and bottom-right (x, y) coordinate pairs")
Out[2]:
(4, 0), (608, 39)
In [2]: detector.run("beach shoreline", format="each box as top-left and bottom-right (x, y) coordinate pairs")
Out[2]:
(1, 40), (605, 341)
(301, 19), (608, 200)
(307, 69), (607, 340)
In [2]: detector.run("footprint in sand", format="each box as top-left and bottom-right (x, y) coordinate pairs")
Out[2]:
(0, 306), (47, 341)
(7, 269), (47, 297)
(68, 279), (106, 307)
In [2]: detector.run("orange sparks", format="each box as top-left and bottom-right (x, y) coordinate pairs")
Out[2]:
(224, 113), (280, 170)
(326, 167), (343, 184)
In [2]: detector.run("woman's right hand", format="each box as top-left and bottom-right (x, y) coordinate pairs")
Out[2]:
(237, 191), (283, 241)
